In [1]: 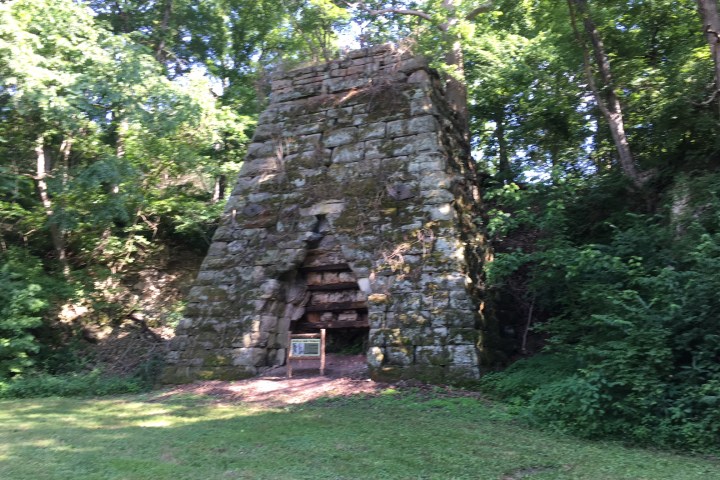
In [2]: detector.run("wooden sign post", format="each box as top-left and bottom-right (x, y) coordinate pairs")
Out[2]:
(286, 329), (326, 378)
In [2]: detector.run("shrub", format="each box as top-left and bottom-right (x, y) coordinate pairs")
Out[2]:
(480, 353), (578, 402)
(0, 370), (149, 399)
(0, 249), (49, 377)
(483, 175), (720, 451)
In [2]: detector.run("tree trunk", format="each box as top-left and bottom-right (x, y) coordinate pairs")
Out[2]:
(697, 0), (720, 102)
(35, 136), (70, 277)
(155, 0), (173, 63)
(59, 135), (73, 189)
(212, 175), (226, 203)
(115, 116), (128, 159)
(568, 0), (646, 190)
(443, 37), (469, 131)
(441, 0), (469, 132)
(493, 108), (512, 183)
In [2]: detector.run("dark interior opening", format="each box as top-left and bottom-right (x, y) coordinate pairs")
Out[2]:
(325, 327), (369, 354)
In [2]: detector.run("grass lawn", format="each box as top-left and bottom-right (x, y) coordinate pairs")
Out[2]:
(0, 389), (718, 480)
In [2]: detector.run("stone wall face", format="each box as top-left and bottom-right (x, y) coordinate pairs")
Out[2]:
(162, 45), (488, 383)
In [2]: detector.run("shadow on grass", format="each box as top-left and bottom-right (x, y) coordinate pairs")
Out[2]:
(1, 391), (719, 480)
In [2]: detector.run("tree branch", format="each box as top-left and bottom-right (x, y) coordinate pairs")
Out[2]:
(466, 2), (494, 21)
(367, 7), (433, 22)
(692, 87), (720, 106)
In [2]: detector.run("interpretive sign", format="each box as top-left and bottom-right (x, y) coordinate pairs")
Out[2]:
(286, 329), (326, 378)
(290, 338), (321, 357)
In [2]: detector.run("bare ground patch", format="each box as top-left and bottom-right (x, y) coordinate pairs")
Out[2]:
(151, 354), (385, 407)
(151, 353), (489, 408)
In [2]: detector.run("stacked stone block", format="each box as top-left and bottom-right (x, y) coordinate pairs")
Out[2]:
(163, 45), (488, 383)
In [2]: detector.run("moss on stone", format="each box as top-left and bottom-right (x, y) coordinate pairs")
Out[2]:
(195, 367), (253, 381)
(448, 328), (479, 344)
(202, 353), (232, 367)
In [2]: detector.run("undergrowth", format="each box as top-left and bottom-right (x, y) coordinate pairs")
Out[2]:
(0, 364), (160, 399)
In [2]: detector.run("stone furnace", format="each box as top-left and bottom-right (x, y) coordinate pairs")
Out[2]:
(163, 45), (488, 383)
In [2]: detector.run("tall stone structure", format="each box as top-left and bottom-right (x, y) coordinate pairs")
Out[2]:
(163, 45), (488, 384)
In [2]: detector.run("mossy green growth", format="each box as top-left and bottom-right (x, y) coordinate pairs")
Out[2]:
(202, 354), (232, 367)
(372, 364), (449, 384)
(159, 367), (194, 385)
(360, 85), (412, 122)
(195, 367), (252, 381)
(448, 328), (479, 343)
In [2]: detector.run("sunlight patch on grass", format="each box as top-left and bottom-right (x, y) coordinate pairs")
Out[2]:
(0, 393), (718, 480)
(137, 419), (174, 428)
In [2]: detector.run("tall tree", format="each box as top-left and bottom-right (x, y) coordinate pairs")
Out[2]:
(567, 0), (647, 189)
(696, 0), (720, 106)
(0, 0), (235, 274)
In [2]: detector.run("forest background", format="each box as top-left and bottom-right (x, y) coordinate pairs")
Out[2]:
(1, 0), (719, 451)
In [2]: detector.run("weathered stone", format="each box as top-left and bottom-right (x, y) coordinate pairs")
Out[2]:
(387, 115), (438, 137)
(232, 348), (267, 367)
(242, 203), (265, 217)
(332, 143), (364, 164)
(407, 69), (431, 85)
(385, 346), (414, 365)
(359, 122), (386, 139)
(326, 76), (371, 93)
(390, 133), (440, 156)
(416, 345), (451, 366)
(242, 157), (281, 176)
(252, 123), (284, 142)
(368, 346), (384, 368)
(386, 183), (415, 200)
(325, 127), (358, 147)
(247, 141), (278, 157)
(363, 139), (385, 160)
(163, 45), (488, 385)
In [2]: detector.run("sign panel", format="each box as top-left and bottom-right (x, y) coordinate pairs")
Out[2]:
(290, 338), (321, 357)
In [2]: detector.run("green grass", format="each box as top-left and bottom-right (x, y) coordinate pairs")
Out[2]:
(0, 390), (718, 480)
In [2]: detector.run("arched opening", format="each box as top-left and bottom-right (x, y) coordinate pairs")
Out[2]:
(288, 215), (369, 372)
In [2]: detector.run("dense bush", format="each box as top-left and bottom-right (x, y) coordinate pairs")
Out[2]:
(480, 354), (578, 403)
(483, 173), (720, 451)
(0, 249), (51, 377)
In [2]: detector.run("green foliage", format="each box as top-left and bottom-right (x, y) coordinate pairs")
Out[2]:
(147, 185), (227, 250)
(37, 338), (94, 376)
(0, 249), (51, 377)
(264, 0), (350, 68)
(483, 172), (720, 451)
(480, 354), (578, 402)
(0, 0), (251, 339)
(1, 0), (719, 456)
(0, 369), (148, 398)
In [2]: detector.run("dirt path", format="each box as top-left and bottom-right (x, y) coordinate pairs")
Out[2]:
(153, 354), (388, 408)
